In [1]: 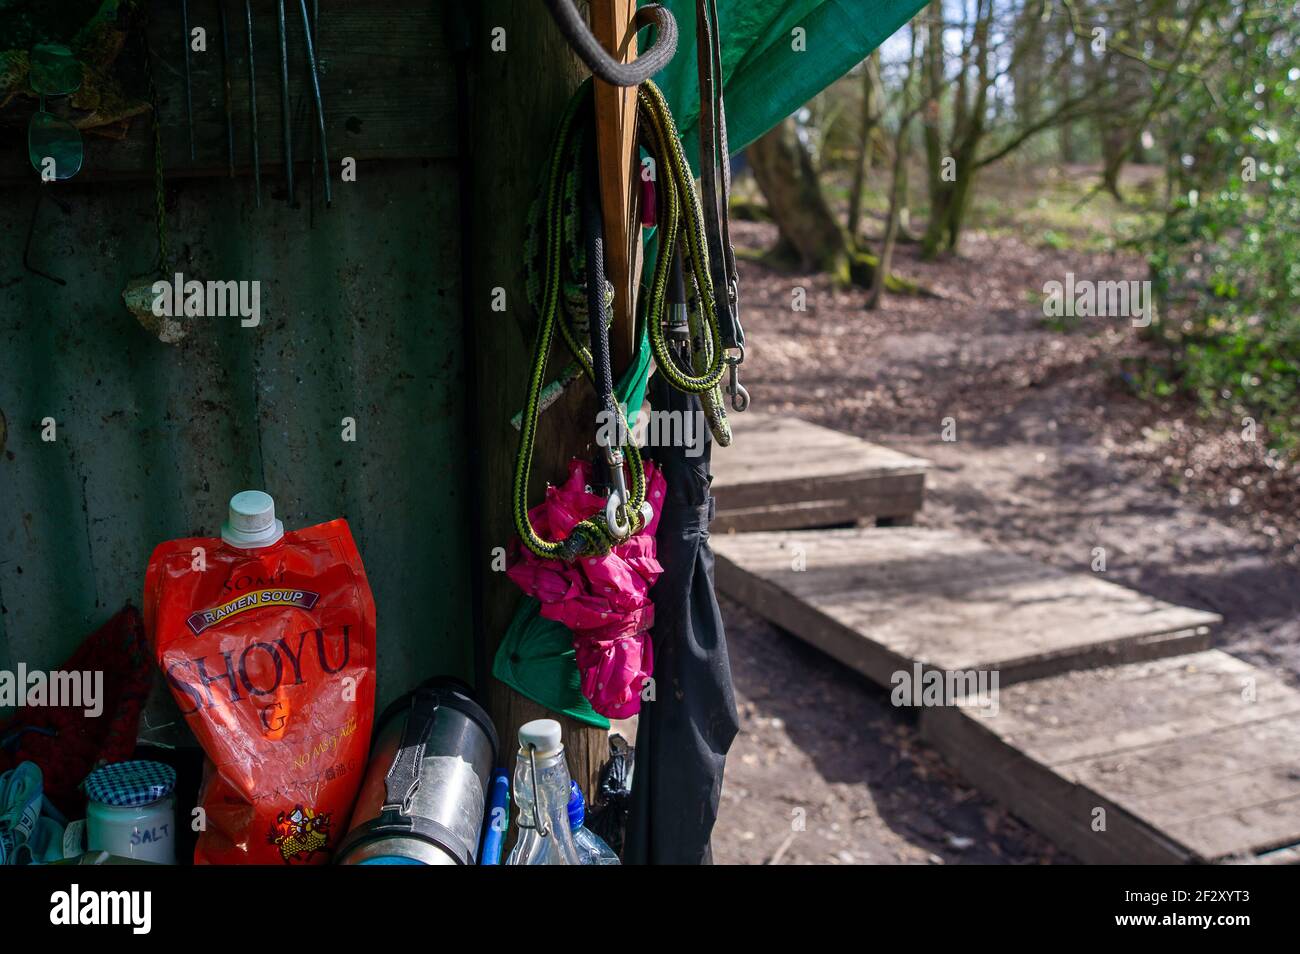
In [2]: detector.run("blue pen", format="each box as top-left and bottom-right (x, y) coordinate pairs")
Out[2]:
(479, 767), (510, 865)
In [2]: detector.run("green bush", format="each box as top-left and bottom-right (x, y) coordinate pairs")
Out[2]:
(1142, 5), (1299, 454)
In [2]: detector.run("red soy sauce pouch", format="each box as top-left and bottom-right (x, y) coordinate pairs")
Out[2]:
(143, 491), (376, 864)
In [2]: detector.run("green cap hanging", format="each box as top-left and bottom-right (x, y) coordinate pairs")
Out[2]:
(493, 598), (610, 729)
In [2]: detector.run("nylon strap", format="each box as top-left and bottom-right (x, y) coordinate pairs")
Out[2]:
(695, 0), (743, 352)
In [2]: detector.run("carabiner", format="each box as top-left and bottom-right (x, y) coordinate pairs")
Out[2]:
(604, 453), (632, 541)
(726, 347), (750, 412)
(605, 488), (631, 539)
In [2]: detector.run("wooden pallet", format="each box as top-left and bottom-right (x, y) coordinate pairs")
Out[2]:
(921, 651), (1300, 863)
(710, 413), (929, 532)
(711, 527), (1221, 686)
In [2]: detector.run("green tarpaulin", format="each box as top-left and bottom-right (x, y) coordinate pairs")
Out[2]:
(654, 0), (928, 165)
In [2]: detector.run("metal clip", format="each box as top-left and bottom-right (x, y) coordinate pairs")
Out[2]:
(667, 301), (690, 343)
(528, 743), (550, 837)
(726, 345), (750, 412)
(604, 450), (632, 540)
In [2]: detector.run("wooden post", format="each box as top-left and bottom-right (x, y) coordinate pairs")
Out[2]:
(589, 0), (640, 377)
(470, 0), (624, 808)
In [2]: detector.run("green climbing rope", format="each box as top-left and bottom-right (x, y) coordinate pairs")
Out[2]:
(514, 82), (647, 561)
(513, 79), (731, 561)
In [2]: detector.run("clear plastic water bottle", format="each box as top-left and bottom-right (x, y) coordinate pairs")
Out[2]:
(568, 781), (621, 865)
(505, 719), (583, 865)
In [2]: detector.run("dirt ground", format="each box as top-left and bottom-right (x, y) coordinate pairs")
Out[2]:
(708, 207), (1300, 865)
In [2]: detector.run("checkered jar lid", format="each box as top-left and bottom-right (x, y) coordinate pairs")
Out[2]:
(83, 760), (176, 807)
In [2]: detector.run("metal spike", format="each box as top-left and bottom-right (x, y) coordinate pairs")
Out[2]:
(276, 0), (294, 204)
(182, 0), (195, 161)
(220, 1), (235, 177)
(245, 0), (261, 207)
(298, 0), (330, 207)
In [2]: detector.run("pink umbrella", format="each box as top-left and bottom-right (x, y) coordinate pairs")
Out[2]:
(507, 459), (666, 719)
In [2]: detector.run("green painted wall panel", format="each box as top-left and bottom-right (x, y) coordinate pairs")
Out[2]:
(0, 161), (472, 730)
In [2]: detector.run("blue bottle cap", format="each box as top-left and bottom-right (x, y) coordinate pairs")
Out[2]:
(567, 779), (585, 830)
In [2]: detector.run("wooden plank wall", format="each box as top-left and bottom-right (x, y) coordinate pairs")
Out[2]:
(0, 0), (456, 184)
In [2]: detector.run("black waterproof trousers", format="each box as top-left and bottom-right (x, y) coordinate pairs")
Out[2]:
(624, 375), (739, 864)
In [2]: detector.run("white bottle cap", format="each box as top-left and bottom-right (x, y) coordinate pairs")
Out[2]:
(518, 719), (563, 757)
(221, 490), (285, 549)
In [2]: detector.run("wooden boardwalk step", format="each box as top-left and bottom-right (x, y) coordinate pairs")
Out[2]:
(711, 413), (929, 532)
(711, 527), (1221, 686)
(920, 651), (1300, 863)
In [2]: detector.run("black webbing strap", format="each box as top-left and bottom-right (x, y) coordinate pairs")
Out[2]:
(582, 134), (633, 526)
(695, 0), (743, 354)
(382, 691), (439, 813)
(582, 137), (620, 445)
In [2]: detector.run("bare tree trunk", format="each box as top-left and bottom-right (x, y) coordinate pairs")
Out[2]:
(931, 0), (994, 254)
(1057, 8), (1077, 163)
(897, 156), (919, 244)
(748, 116), (850, 276)
(1079, 0), (1154, 199)
(870, 157), (910, 309)
(1013, 3), (1045, 129)
(846, 50), (882, 243)
(868, 28), (920, 309)
(1079, 4), (1123, 198)
(921, 0), (948, 258)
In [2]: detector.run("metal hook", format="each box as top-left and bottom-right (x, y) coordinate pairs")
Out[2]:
(527, 743), (550, 837)
(727, 348), (750, 412)
(604, 449), (632, 540)
(729, 368), (751, 412)
(605, 488), (631, 539)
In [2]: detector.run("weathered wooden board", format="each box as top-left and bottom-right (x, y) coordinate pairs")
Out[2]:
(710, 413), (928, 531)
(921, 651), (1300, 863)
(591, 0), (640, 375)
(711, 527), (1220, 686)
(0, 0), (456, 184)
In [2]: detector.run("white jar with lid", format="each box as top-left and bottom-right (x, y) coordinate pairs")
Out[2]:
(83, 760), (177, 864)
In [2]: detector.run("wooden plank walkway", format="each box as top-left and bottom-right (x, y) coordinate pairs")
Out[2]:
(710, 413), (929, 532)
(712, 527), (1221, 686)
(707, 416), (1289, 863)
(921, 651), (1300, 863)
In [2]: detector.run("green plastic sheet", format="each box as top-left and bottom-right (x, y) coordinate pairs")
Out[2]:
(654, 0), (928, 168)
